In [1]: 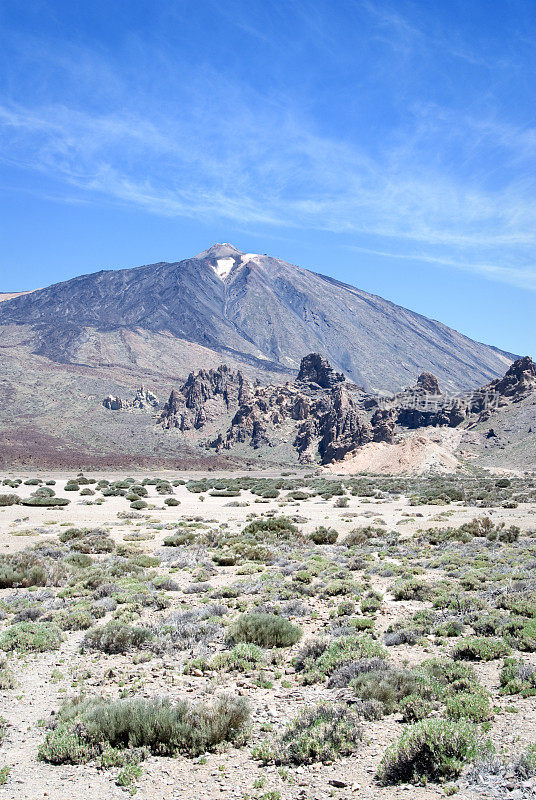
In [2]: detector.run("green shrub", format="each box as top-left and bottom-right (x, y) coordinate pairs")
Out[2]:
(310, 527), (338, 545)
(393, 578), (433, 602)
(421, 659), (480, 695)
(164, 497), (180, 506)
(377, 719), (485, 785)
(130, 500), (148, 510)
(56, 609), (94, 631)
(82, 621), (152, 654)
(360, 590), (382, 613)
(228, 613), (301, 648)
(39, 694), (249, 762)
(321, 578), (359, 597)
(500, 658), (536, 697)
(512, 619), (536, 652)
(38, 723), (93, 764)
(212, 550), (237, 566)
(20, 497), (70, 507)
(163, 531), (195, 546)
(400, 694), (435, 723)
(0, 622), (62, 652)
(253, 703), (362, 765)
(0, 661), (15, 690)
(241, 517), (297, 537)
(296, 635), (387, 684)
(452, 636), (511, 662)
(209, 643), (265, 672)
(337, 600), (355, 616)
(515, 743), (536, 778)
(0, 494), (19, 506)
(351, 667), (429, 716)
(445, 691), (493, 722)
(0, 552), (52, 588)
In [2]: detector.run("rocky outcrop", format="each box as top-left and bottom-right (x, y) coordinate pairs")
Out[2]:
(485, 356), (535, 400)
(102, 395), (128, 411)
(132, 387), (159, 409)
(102, 353), (535, 467)
(296, 353), (345, 389)
(416, 372), (441, 395)
(371, 408), (397, 443)
(393, 358), (536, 431)
(317, 386), (372, 462)
(103, 386), (159, 411)
(159, 366), (250, 431)
(213, 358), (387, 464)
(396, 405), (466, 429)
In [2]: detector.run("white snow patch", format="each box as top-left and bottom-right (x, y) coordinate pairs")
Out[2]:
(213, 257), (236, 279)
(240, 253), (260, 264)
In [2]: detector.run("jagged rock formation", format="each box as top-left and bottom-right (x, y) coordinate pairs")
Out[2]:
(158, 366), (249, 431)
(296, 353), (345, 389)
(102, 386), (159, 411)
(156, 354), (536, 465)
(485, 356), (536, 400)
(154, 355), (390, 464)
(416, 372), (441, 395)
(156, 354), (509, 464)
(391, 357), (536, 431)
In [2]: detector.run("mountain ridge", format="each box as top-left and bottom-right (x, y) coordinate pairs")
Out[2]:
(0, 243), (516, 393)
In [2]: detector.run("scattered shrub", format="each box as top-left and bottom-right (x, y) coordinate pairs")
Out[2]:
(228, 613), (301, 648)
(0, 494), (19, 506)
(500, 658), (536, 697)
(296, 635), (387, 684)
(0, 622), (62, 652)
(253, 703), (362, 764)
(452, 637), (511, 662)
(310, 527), (338, 545)
(39, 694), (249, 762)
(377, 719), (485, 785)
(82, 622), (152, 654)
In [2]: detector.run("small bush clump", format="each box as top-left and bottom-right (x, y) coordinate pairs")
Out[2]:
(377, 719), (485, 785)
(452, 637), (511, 662)
(228, 613), (302, 648)
(81, 622), (152, 654)
(0, 622), (63, 652)
(253, 703), (363, 765)
(39, 694), (250, 762)
(309, 527), (338, 545)
(295, 635), (387, 684)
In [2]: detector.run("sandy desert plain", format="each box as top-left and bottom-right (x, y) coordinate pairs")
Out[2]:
(0, 470), (534, 800)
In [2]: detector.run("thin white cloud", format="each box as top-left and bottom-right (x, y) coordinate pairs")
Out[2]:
(0, 18), (534, 293)
(346, 245), (536, 292)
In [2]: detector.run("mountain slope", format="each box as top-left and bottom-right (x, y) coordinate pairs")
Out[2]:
(0, 243), (516, 392)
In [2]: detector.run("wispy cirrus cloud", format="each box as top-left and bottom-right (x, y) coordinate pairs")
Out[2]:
(0, 0), (534, 292)
(0, 89), (534, 290)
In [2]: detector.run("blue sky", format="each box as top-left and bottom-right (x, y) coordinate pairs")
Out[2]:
(0, 0), (534, 356)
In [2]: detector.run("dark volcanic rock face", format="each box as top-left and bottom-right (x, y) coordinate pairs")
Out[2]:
(99, 353), (535, 468)
(0, 243), (517, 393)
(159, 366), (249, 431)
(317, 387), (372, 462)
(487, 356), (536, 399)
(166, 355), (393, 464)
(296, 353), (345, 389)
(416, 372), (441, 394)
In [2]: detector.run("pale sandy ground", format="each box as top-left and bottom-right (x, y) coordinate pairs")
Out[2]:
(0, 473), (534, 800)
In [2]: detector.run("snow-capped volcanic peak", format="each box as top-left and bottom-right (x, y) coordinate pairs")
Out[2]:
(213, 257), (236, 279)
